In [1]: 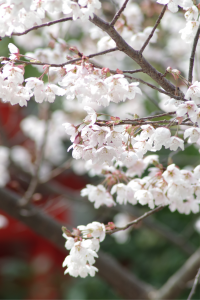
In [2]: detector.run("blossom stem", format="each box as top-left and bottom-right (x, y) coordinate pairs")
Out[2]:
(106, 205), (164, 234)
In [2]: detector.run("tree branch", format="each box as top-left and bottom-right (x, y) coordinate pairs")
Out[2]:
(188, 25), (200, 83)
(11, 17), (73, 36)
(106, 206), (164, 234)
(187, 267), (200, 300)
(109, 0), (130, 26)
(3, 47), (119, 68)
(90, 14), (185, 98)
(121, 69), (143, 74)
(140, 5), (167, 54)
(150, 247), (200, 299)
(0, 187), (154, 299)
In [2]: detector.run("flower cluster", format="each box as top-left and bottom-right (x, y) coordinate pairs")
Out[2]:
(0, 0), (102, 37)
(82, 162), (200, 215)
(0, 44), (66, 106)
(157, 0), (200, 43)
(59, 65), (142, 107)
(64, 110), (185, 167)
(0, 60), (32, 107)
(62, 222), (105, 278)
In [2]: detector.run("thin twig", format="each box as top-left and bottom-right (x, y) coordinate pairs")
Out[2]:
(188, 25), (200, 83)
(109, 0), (130, 27)
(97, 119), (194, 127)
(121, 69), (143, 74)
(106, 205), (164, 234)
(19, 106), (50, 207)
(187, 267), (200, 300)
(2, 47), (119, 68)
(150, 248), (200, 299)
(90, 14), (185, 98)
(104, 67), (187, 101)
(39, 158), (72, 184)
(11, 17), (73, 36)
(140, 5), (167, 54)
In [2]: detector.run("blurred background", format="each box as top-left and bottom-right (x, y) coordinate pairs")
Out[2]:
(0, 0), (200, 299)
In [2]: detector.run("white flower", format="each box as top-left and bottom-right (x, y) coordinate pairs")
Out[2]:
(165, 136), (184, 151)
(134, 190), (154, 209)
(111, 183), (129, 205)
(185, 6), (199, 21)
(44, 84), (66, 103)
(84, 106), (97, 124)
(157, 0), (179, 13)
(126, 82), (142, 100)
(25, 77), (45, 103)
(185, 82), (200, 103)
(177, 101), (198, 122)
(78, 222), (106, 242)
(94, 146), (116, 165)
(179, 21), (200, 43)
(8, 43), (20, 60)
(162, 164), (183, 184)
(150, 127), (171, 151)
(81, 184), (115, 208)
(184, 127), (200, 143)
(63, 123), (78, 142)
(63, 234), (75, 250)
(120, 151), (139, 167)
(62, 240), (99, 278)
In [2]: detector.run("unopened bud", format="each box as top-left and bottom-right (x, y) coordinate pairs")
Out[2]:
(167, 67), (180, 80)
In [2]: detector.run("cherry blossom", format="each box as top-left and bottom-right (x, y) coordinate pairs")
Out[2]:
(81, 184), (115, 208)
(62, 221), (105, 277)
(179, 21), (200, 43)
(1, 0), (200, 282)
(157, 0), (180, 13)
(176, 101), (198, 122)
(184, 127), (200, 143)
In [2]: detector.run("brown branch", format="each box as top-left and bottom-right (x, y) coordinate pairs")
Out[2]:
(0, 187), (154, 299)
(2, 47), (119, 68)
(96, 110), (182, 127)
(95, 251), (154, 299)
(12, 165), (196, 257)
(150, 247), (200, 300)
(187, 267), (200, 300)
(140, 5), (167, 54)
(106, 206), (164, 234)
(89, 62), (186, 100)
(109, 0), (130, 26)
(11, 17), (73, 36)
(121, 69), (143, 74)
(188, 25), (200, 83)
(121, 74), (187, 102)
(90, 14), (185, 98)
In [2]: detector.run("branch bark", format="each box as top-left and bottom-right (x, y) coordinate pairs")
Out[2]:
(90, 14), (184, 97)
(150, 247), (200, 299)
(140, 5), (167, 54)
(188, 25), (200, 83)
